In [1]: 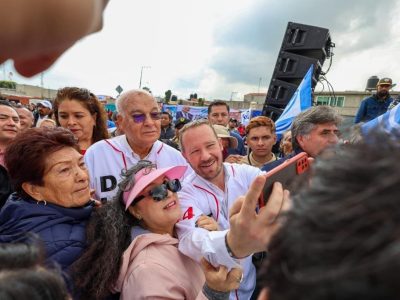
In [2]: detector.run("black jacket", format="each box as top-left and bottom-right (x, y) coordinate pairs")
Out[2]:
(0, 165), (12, 209)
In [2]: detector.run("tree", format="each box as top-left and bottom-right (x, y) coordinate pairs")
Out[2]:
(193, 93), (198, 99)
(164, 90), (172, 103)
(0, 81), (17, 89)
(171, 95), (178, 102)
(198, 98), (205, 106)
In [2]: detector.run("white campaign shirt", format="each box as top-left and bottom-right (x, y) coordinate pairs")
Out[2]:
(84, 135), (192, 202)
(176, 163), (264, 300)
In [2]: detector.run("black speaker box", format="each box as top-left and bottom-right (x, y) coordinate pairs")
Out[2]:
(282, 22), (331, 61)
(265, 79), (298, 108)
(273, 51), (322, 85)
(263, 22), (332, 116)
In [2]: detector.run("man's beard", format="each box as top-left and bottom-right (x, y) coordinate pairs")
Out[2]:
(377, 90), (389, 98)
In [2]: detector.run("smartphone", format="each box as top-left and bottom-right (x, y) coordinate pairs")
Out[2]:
(259, 152), (310, 207)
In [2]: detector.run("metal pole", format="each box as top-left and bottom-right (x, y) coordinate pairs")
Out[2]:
(139, 67), (144, 88)
(139, 66), (150, 89)
(258, 77), (262, 93)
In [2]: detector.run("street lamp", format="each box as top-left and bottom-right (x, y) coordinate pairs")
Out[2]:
(139, 66), (151, 88)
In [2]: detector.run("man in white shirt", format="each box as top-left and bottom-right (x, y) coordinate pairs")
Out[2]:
(176, 119), (265, 300)
(85, 89), (190, 202)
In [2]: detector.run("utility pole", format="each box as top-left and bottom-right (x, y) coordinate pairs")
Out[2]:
(139, 66), (150, 88)
(258, 77), (262, 93)
(2, 63), (5, 80)
(41, 72), (44, 98)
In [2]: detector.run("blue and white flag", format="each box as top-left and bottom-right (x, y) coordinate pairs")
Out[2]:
(361, 102), (400, 136)
(241, 109), (251, 125)
(274, 65), (313, 140)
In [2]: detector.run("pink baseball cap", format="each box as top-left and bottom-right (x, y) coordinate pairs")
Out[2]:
(123, 165), (187, 210)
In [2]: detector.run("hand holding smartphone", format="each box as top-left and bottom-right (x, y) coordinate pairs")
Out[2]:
(259, 152), (310, 207)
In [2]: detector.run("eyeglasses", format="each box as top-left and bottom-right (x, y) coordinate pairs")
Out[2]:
(131, 179), (182, 206)
(131, 112), (162, 123)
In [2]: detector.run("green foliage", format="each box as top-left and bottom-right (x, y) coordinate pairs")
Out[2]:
(198, 98), (205, 106)
(164, 90), (172, 103)
(171, 95), (178, 102)
(0, 80), (17, 89)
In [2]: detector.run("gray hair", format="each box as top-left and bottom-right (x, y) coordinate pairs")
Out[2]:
(116, 89), (154, 116)
(118, 160), (156, 194)
(291, 105), (342, 151)
(178, 119), (219, 152)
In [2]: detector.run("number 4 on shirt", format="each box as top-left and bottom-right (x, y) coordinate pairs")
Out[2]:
(182, 207), (194, 220)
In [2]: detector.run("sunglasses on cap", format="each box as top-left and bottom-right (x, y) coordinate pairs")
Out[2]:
(131, 112), (162, 123)
(131, 179), (182, 206)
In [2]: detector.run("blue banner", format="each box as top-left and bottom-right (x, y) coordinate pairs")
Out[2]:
(361, 102), (400, 136)
(274, 65), (313, 140)
(162, 105), (209, 121)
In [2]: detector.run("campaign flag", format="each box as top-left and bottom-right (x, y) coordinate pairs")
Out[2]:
(274, 65), (313, 140)
(241, 109), (251, 125)
(251, 110), (262, 118)
(361, 102), (400, 136)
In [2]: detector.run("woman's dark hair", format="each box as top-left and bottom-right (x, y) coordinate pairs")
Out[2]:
(54, 87), (109, 144)
(0, 268), (69, 300)
(4, 127), (79, 198)
(73, 160), (154, 300)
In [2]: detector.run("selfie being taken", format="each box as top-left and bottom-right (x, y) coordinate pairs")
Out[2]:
(1, 1), (400, 299)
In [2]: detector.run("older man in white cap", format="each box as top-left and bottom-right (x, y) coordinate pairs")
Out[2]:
(34, 100), (53, 127)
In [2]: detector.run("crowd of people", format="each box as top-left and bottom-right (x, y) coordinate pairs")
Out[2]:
(1, 3), (400, 297)
(0, 83), (399, 300)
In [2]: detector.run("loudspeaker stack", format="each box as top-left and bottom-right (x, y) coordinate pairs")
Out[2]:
(262, 22), (333, 120)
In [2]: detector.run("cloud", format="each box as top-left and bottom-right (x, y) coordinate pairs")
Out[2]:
(197, 0), (400, 92)
(6, 0), (400, 100)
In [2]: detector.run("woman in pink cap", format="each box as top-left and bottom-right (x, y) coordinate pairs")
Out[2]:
(73, 160), (242, 299)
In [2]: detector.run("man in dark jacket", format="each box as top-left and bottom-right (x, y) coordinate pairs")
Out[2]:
(160, 112), (175, 139)
(207, 101), (246, 162)
(0, 102), (20, 208)
(262, 106), (341, 172)
(354, 77), (394, 123)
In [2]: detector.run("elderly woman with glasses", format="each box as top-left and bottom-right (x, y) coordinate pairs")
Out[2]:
(54, 87), (110, 154)
(73, 160), (241, 300)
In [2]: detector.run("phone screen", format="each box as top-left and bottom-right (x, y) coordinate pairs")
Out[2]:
(259, 152), (309, 207)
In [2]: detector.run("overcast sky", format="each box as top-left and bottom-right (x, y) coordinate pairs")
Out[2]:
(2, 0), (400, 100)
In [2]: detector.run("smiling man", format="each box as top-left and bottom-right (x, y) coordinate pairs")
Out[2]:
(262, 105), (342, 172)
(84, 89), (190, 202)
(176, 119), (264, 300)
